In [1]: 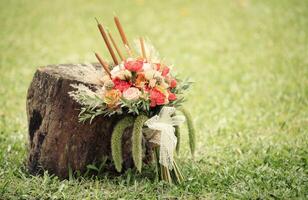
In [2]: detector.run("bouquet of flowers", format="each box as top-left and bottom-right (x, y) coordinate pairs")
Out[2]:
(69, 16), (195, 184)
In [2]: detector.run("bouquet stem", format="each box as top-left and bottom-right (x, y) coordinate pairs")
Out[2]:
(154, 147), (184, 184)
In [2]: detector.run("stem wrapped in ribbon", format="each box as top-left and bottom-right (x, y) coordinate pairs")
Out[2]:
(144, 107), (185, 169)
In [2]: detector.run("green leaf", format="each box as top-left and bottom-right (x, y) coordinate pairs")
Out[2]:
(86, 164), (99, 172)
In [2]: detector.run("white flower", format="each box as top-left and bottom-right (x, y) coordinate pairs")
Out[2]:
(149, 79), (157, 88)
(111, 66), (120, 75)
(142, 63), (152, 71)
(123, 87), (141, 101)
(110, 64), (132, 80)
(144, 69), (161, 80)
(123, 70), (132, 79)
(111, 64), (124, 79)
(115, 69), (132, 80)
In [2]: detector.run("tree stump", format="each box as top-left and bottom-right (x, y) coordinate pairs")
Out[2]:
(26, 64), (152, 179)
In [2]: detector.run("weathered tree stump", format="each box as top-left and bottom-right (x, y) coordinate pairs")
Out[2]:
(26, 64), (152, 179)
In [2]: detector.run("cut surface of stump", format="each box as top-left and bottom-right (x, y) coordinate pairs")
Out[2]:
(26, 64), (152, 178)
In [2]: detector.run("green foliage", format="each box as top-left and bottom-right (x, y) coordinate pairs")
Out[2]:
(169, 78), (193, 108)
(132, 114), (148, 172)
(179, 107), (196, 157)
(68, 84), (113, 123)
(120, 96), (150, 115)
(174, 126), (180, 154)
(84, 157), (108, 177)
(78, 107), (106, 123)
(111, 116), (135, 172)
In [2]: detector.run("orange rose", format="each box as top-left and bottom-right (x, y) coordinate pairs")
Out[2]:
(104, 89), (121, 108)
(135, 73), (147, 88)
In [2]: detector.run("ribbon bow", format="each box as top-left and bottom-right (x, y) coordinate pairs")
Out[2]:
(144, 107), (185, 169)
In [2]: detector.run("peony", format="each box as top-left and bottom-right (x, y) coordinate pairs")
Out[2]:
(123, 87), (141, 101)
(150, 87), (166, 107)
(113, 78), (131, 92)
(124, 60), (143, 72)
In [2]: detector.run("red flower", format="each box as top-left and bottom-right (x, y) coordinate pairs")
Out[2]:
(162, 67), (170, 77)
(150, 88), (166, 107)
(112, 78), (131, 92)
(124, 60), (143, 72)
(170, 79), (177, 88)
(168, 91), (177, 101)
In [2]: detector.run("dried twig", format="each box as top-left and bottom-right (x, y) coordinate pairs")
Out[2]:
(95, 52), (111, 78)
(95, 18), (119, 65)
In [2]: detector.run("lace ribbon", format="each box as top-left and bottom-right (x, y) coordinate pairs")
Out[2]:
(144, 107), (185, 169)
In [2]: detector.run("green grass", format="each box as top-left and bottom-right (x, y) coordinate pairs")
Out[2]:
(0, 0), (307, 199)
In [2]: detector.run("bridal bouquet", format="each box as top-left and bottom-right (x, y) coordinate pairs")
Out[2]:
(69, 16), (195, 184)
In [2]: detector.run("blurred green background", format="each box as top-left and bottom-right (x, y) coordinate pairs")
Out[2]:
(0, 0), (307, 199)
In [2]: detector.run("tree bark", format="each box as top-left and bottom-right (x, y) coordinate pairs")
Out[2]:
(26, 64), (152, 179)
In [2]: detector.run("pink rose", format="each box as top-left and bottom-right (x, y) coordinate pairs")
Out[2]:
(124, 60), (143, 72)
(123, 87), (141, 101)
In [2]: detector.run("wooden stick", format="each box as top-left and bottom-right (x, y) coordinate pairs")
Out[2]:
(114, 16), (133, 56)
(139, 37), (146, 60)
(95, 18), (119, 65)
(94, 52), (112, 78)
(173, 161), (184, 182)
(108, 30), (125, 61)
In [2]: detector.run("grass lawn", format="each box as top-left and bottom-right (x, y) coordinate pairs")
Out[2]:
(0, 0), (307, 199)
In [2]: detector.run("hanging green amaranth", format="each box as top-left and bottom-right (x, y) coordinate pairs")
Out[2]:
(179, 107), (196, 157)
(174, 125), (181, 154)
(132, 114), (148, 172)
(111, 116), (135, 172)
